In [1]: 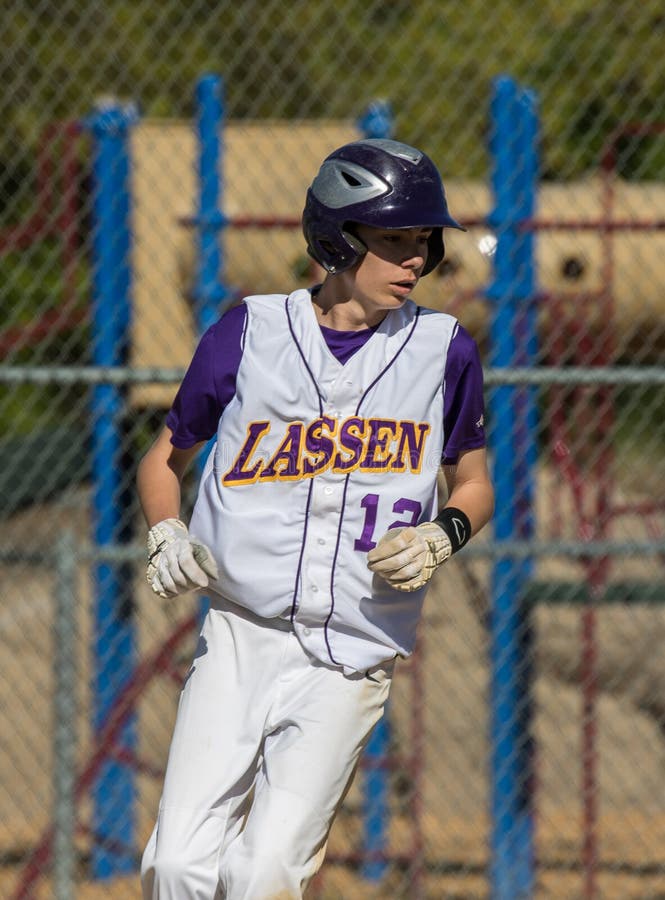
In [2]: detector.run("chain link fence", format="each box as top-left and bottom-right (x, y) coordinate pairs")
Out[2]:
(1, 1), (664, 898)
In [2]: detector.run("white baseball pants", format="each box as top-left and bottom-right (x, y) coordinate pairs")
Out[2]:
(141, 599), (394, 899)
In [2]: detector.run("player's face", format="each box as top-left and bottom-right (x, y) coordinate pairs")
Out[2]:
(351, 224), (430, 311)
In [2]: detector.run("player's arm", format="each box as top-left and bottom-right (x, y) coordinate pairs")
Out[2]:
(367, 449), (493, 592)
(368, 445), (494, 593)
(441, 446), (494, 537)
(137, 427), (218, 598)
(368, 323), (493, 592)
(137, 426), (204, 526)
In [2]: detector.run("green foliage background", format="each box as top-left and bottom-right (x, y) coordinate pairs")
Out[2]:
(2, 0), (663, 408)
(2, 0), (664, 217)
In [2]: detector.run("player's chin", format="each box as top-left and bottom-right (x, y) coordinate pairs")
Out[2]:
(381, 287), (411, 306)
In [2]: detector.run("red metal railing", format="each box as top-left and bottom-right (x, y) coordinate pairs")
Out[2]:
(530, 121), (665, 899)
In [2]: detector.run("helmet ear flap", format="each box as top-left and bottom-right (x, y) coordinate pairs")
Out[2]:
(341, 225), (367, 259)
(309, 227), (367, 274)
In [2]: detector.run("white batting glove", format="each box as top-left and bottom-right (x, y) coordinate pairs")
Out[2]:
(146, 518), (218, 599)
(367, 522), (452, 592)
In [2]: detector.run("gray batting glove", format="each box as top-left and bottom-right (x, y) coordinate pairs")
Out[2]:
(367, 522), (452, 592)
(146, 518), (218, 599)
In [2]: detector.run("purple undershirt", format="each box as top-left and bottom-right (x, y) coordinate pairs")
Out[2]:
(166, 301), (486, 464)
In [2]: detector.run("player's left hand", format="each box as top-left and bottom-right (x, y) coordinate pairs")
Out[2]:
(367, 522), (452, 592)
(146, 518), (219, 599)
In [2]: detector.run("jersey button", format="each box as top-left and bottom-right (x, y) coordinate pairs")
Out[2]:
(311, 585), (319, 592)
(324, 486), (333, 495)
(317, 538), (326, 545)
(303, 627), (312, 636)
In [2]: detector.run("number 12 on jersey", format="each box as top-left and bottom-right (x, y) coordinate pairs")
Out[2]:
(354, 494), (423, 552)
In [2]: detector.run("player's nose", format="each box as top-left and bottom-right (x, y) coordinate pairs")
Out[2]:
(401, 249), (426, 272)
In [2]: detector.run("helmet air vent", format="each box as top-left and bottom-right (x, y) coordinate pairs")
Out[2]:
(341, 170), (362, 187)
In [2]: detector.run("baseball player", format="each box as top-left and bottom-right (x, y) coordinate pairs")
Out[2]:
(139, 138), (494, 899)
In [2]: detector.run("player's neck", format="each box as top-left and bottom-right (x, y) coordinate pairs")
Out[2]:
(312, 281), (387, 332)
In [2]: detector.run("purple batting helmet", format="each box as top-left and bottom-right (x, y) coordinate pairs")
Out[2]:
(302, 138), (465, 275)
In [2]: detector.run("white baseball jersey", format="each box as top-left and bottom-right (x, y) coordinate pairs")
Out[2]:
(189, 289), (458, 672)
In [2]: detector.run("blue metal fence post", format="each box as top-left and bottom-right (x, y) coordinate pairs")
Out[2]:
(192, 74), (228, 621)
(193, 73), (229, 333)
(357, 99), (394, 141)
(486, 75), (539, 899)
(87, 101), (138, 877)
(356, 100), (394, 883)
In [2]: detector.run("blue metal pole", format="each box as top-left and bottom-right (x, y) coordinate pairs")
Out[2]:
(362, 714), (390, 880)
(192, 74), (227, 623)
(513, 90), (539, 551)
(486, 76), (538, 899)
(357, 99), (394, 141)
(87, 103), (138, 877)
(357, 100), (394, 883)
(194, 73), (229, 332)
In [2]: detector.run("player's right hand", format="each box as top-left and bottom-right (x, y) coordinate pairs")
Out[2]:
(146, 518), (218, 598)
(367, 521), (452, 592)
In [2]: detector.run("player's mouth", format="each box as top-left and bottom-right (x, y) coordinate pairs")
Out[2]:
(390, 279), (417, 296)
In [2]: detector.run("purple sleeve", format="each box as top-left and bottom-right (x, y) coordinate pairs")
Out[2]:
(166, 303), (247, 448)
(442, 323), (487, 464)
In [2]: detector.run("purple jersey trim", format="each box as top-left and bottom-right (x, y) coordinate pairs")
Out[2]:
(324, 308), (422, 666)
(166, 300), (486, 466)
(290, 478), (315, 626)
(284, 297), (324, 625)
(285, 296), (324, 416)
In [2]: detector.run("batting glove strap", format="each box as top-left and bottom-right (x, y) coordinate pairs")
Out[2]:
(146, 518), (218, 599)
(147, 517), (189, 561)
(367, 521), (453, 593)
